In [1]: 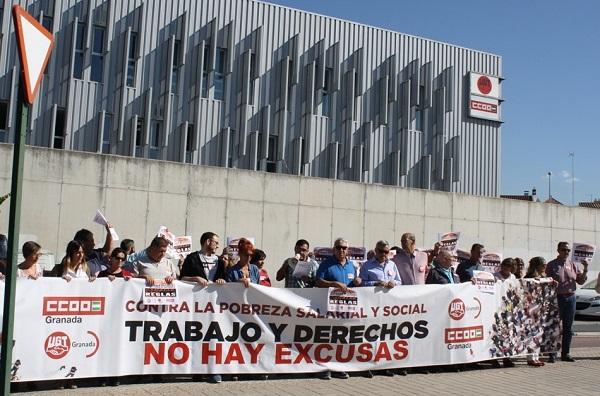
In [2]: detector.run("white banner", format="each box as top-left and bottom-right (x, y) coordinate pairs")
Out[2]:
(2, 278), (559, 382)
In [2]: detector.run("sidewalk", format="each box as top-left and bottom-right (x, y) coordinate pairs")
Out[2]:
(15, 347), (600, 396)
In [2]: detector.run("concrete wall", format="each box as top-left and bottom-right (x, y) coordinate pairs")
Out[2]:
(1, 144), (599, 282)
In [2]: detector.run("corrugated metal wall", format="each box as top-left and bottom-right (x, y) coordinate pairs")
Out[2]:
(0, 0), (502, 196)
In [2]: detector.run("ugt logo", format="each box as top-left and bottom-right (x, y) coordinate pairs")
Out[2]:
(448, 298), (465, 320)
(44, 331), (71, 359)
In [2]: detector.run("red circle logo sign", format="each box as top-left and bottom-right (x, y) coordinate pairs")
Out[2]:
(44, 331), (71, 359)
(477, 76), (492, 94)
(448, 298), (465, 320)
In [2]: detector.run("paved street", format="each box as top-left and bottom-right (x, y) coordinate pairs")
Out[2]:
(13, 342), (600, 396)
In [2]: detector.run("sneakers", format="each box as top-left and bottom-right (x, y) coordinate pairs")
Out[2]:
(319, 371), (332, 380)
(382, 369), (394, 377)
(490, 360), (502, 368)
(208, 374), (222, 384)
(547, 355), (556, 363)
(396, 368), (408, 376)
(331, 371), (349, 379)
(561, 355), (576, 362)
(363, 370), (374, 378)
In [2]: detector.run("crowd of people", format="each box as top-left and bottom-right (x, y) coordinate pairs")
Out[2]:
(0, 226), (593, 387)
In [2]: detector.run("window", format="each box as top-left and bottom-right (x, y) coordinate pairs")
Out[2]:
(0, 102), (7, 142)
(353, 72), (359, 121)
(149, 121), (161, 159)
(54, 108), (66, 149)
(101, 113), (112, 153)
(126, 32), (138, 87)
(90, 26), (105, 82)
(415, 86), (425, 131)
(42, 16), (53, 74)
(134, 116), (144, 157)
(42, 15), (53, 32)
(322, 67), (333, 117)
(171, 40), (181, 93)
(73, 22), (86, 79)
(185, 123), (194, 163)
(214, 48), (226, 101)
(287, 58), (294, 109)
(227, 129), (235, 168)
(248, 53), (256, 105)
(266, 135), (277, 173)
(201, 45), (210, 98)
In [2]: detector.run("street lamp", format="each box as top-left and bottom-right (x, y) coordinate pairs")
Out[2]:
(547, 171), (552, 199)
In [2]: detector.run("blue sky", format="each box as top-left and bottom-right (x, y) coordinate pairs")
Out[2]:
(265, 0), (600, 204)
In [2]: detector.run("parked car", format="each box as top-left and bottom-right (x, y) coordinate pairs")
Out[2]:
(575, 271), (600, 317)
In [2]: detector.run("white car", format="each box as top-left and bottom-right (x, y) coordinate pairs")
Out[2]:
(575, 272), (600, 317)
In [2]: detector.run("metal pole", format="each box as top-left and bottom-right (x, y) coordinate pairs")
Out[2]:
(547, 171), (552, 199)
(1, 76), (28, 396)
(569, 152), (575, 206)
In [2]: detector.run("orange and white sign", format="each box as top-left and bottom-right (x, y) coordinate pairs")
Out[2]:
(12, 5), (54, 104)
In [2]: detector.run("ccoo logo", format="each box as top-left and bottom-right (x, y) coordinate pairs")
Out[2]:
(44, 331), (71, 359)
(448, 298), (465, 320)
(477, 75), (492, 94)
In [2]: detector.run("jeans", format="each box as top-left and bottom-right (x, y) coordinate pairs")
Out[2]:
(557, 294), (576, 356)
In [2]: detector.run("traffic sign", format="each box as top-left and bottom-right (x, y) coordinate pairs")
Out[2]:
(12, 5), (54, 105)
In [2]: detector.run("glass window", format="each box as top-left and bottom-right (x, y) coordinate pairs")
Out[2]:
(214, 48), (226, 101)
(266, 135), (277, 173)
(171, 40), (181, 93)
(90, 26), (105, 83)
(42, 15), (53, 32)
(126, 32), (138, 87)
(73, 22), (86, 79)
(201, 45), (210, 98)
(249, 53), (256, 105)
(54, 108), (66, 149)
(415, 86), (425, 131)
(101, 113), (112, 153)
(149, 121), (161, 159)
(0, 102), (7, 143)
(185, 123), (194, 163)
(321, 67), (333, 117)
(287, 59), (294, 109)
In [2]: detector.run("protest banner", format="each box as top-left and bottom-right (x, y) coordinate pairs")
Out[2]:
(174, 236), (193, 259)
(439, 232), (460, 254)
(227, 237), (256, 257)
(472, 270), (496, 294)
(572, 242), (595, 264)
(1, 278), (558, 382)
(482, 252), (503, 273)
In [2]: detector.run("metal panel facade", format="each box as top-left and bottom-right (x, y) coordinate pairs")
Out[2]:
(0, 0), (502, 196)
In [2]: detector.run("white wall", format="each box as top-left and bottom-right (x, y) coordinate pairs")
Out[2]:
(1, 144), (599, 283)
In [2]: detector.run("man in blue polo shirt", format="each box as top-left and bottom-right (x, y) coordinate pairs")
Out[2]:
(316, 237), (361, 380)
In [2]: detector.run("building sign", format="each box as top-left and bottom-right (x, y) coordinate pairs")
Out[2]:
(468, 72), (502, 122)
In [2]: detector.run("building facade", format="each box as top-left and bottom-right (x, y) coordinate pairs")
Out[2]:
(0, 0), (503, 196)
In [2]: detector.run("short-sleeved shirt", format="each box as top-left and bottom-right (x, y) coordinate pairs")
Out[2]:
(226, 263), (261, 284)
(131, 249), (179, 279)
(316, 257), (358, 287)
(392, 249), (428, 285)
(456, 259), (484, 283)
(281, 257), (320, 288)
(546, 258), (584, 296)
(359, 258), (402, 286)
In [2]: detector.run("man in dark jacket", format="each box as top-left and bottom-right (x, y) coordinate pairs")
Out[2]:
(180, 232), (226, 286)
(455, 243), (485, 282)
(426, 250), (459, 284)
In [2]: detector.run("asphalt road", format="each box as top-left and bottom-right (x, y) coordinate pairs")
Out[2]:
(574, 317), (600, 333)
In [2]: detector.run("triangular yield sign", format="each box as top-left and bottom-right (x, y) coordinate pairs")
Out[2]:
(12, 5), (54, 105)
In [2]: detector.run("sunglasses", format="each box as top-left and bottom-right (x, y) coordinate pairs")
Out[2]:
(113, 256), (126, 261)
(334, 246), (348, 250)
